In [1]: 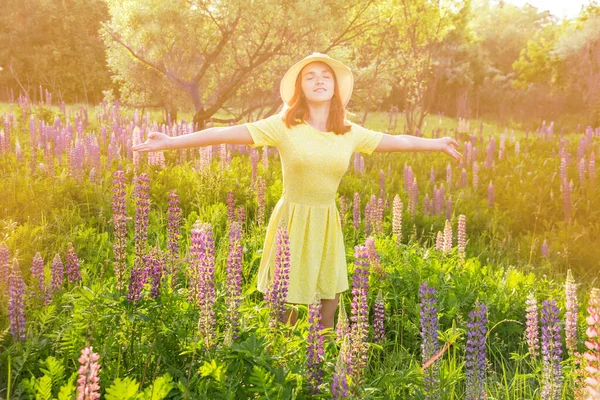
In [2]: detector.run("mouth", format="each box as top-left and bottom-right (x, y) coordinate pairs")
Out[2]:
(314, 88), (326, 92)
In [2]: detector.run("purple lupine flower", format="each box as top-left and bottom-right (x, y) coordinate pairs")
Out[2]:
(446, 162), (452, 189)
(167, 190), (181, 278)
(194, 222), (217, 346)
(579, 157), (586, 187)
(373, 289), (385, 342)
(461, 168), (467, 187)
(31, 252), (46, 301)
(540, 299), (563, 400)
(0, 242), (10, 289)
(446, 197), (452, 221)
(76, 346), (101, 400)
(307, 296), (325, 395)
(112, 170), (127, 291)
(525, 293), (540, 356)
(339, 196), (347, 228)
(225, 221), (243, 344)
(132, 127), (142, 170)
(266, 226), (291, 327)
(541, 239), (549, 258)
(364, 195), (374, 236)
(134, 173), (150, 257)
(256, 177), (266, 227)
(146, 247), (165, 299)
(51, 254), (64, 293)
(419, 281), (440, 398)
(226, 190), (236, 223)
(66, 242), (82, 284)
(127, 263), (146, 304)
(457, 215), (466, 260)
(465, 300), (487, 400)
(236, 206), (246, 227)
(353, 192), (361, 231)
(332, 335), (350, 399)
(9, 259), (26, 341)
(442, 219), (452, 254)
(365, 237), (383, 279)
(584, 288), (600, 398)
(349, 245), (370, 382)
(565, 270), (578, 358)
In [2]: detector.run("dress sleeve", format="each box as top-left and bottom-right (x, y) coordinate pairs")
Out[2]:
(351, 122), (384, 155)
(244, 114), (284, 148)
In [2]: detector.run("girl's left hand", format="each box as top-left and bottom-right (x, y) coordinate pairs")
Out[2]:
(438, 137), (462, 161)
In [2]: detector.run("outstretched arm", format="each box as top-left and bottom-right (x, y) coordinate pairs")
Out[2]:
(374, 133), (463, 161)
(132, 124), (254, 152)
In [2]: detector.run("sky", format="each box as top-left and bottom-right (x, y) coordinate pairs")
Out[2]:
(502, 0), (593, 19)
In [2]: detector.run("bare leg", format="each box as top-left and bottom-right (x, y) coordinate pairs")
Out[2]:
(283, 307), (298, 326)
(320, 294), (340, 330)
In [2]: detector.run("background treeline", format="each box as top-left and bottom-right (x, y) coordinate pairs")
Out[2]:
(1, 0), (599, 131)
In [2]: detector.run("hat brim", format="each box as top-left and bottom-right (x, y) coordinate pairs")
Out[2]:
(280, 54), (354, 108)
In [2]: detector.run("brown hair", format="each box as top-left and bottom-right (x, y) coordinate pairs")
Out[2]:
(283, 63), (351, 135)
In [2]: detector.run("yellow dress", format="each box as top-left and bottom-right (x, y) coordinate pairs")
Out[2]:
(245, 113), (384, 304)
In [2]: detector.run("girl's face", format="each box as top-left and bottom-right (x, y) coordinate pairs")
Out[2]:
(300, 62), (335, 105)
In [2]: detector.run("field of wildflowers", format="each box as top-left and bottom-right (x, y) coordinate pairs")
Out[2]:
(0, 95), (599, 399)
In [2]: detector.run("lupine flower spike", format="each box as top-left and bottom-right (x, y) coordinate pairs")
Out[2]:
(540, 299), (563, 400)
(565, 269), (579, 358)
(306, 294), (325, 395)
(465, 300), (488, 400)
(76, 346), (101, 400)
(525, 292), (540, 357)
(584, 288), (600, 398)
(419, 282), (440, 399)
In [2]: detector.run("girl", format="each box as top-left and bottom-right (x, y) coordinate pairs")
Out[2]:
(133, 52), (462, 330)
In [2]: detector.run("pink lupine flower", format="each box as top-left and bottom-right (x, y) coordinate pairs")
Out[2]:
(461, 168), (467, 187)
(457, 215), (467, 260)
(392, 195), (403, 245)
(579, 157), (587, 187)
(365, 237), (384, 278)
(525, 293), (540, 356)
(349, 245), (370, 383)
(565, 270), (579, 358)
(443, 219), (452, 254)
(256, 177), (266, 227)
(409, 177), (418, 216)
(472, 162), (479, 190)
(339, 196), (347, 228)
(446, 162), (452, 189)
(76, 346), (101, 400)
(9, 259), (26, 341)
(446, 197), (453, 221)
(584, 288), (600, 398)
(250, 148), (259, 183)
(435, 231), (443, 251)
(226, 190), (236, 223)
(430, 166), (435, 187)
(589, 152), (596, 183)
(332, 335), (350, 399)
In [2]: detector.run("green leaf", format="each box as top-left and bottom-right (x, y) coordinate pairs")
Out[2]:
(40, 356), (65, 389)
(137, 374), (175, 400)
(199, 360), (225, 383)
(57, 377), (76, 400)
(105, 377), (140, 400)
(36, 375), (53, 400)
(248, 365), (278, 397)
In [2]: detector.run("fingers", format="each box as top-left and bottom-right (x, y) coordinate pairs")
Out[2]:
(132, 143), (149, 152)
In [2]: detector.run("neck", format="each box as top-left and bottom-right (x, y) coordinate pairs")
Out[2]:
(305, 101), (331, 131)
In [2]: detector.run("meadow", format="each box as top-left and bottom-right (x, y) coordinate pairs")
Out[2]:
(0, 97), (599, 399)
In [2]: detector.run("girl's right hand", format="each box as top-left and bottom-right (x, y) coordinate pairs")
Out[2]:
(132, 131), (171, 152)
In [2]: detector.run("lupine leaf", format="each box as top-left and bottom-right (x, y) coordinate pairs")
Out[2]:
(137, 374), (175, 400)
(36, 375), (53, 400)
(105, 377), (139, 400)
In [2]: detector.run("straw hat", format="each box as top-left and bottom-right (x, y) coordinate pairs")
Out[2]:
(280, 52), (354, 107)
